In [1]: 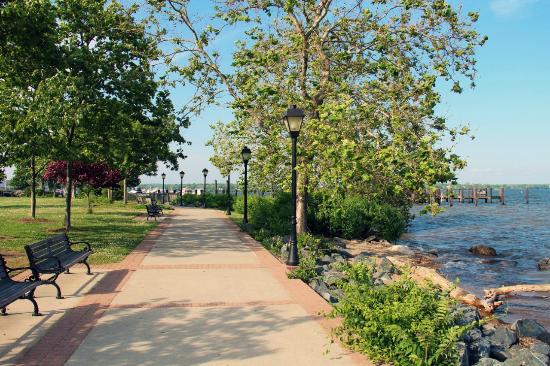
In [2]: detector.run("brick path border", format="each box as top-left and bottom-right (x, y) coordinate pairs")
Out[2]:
(15, 208), (373, 366)
(15, 217), (174, 366)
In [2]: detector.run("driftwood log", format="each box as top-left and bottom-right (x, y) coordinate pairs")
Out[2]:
(484, 284), (550, 298)
(387, 256), (503, 314)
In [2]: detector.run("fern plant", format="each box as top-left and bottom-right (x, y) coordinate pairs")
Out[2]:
(332, 263), (475, 366)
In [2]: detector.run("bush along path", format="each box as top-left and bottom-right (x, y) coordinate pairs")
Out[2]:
(264, 234), (550, 366)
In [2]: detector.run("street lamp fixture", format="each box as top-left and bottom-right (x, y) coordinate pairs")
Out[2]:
(161, 173), (166, 204)
(283, 105), (305, 266)
(202, 168), (208, 208)
(241, 146), (252, 226)
(179, 171), (185, 207)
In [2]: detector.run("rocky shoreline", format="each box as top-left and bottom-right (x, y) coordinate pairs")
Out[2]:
(282, 237), (550, 366)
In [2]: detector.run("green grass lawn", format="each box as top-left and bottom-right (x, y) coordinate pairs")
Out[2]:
(0, 196), (159, 267)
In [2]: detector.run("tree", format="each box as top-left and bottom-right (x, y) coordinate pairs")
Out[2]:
(0, 0), (60, 217)
(28, 0), (185, 230)
(148, 0), (485, 231)
(44, 161), (122, 213)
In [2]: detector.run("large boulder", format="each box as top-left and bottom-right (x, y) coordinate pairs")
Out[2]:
(470, 338), (492, 363)
(475, 358), (503, 366)
(538, 258), (550, 271)
(488, 328), (518, 349)
(470, 245), (497, 256)
(502, 348), (549, 366)
(512, 319), (550, 344)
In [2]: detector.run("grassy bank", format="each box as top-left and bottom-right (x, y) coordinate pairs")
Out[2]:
(0, 197), (158, 267)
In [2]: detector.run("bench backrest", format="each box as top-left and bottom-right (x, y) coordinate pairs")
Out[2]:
(0, 255), (10, 283)
(25, 234), (70, 266)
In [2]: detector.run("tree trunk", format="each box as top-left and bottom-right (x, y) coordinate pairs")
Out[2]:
(123, 178), (128, 204)
(296, 172), (308, 234)
(30, 156), (36, 218)
(86, 191), (92, 214)
(107, 188), (112, 201)
(65, 161), (73, 231)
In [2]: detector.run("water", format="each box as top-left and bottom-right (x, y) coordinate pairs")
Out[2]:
(399, 187), (550, 326)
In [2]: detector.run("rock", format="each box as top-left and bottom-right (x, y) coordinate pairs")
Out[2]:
(380, 274), (393, 285)
(280, 244), (289, 259)
(332, 237), (347, 248)
(314, 265), (325, 276)
(455, 305), (481, 326)
(538, 258), (550, 271)
(482, 324), (497, 337)
(388, 245), (414, 255)
(469, 245), (497, 256)
(470, 338), (492, 362)
(352, 251), (371, 262)
(320, 254), (333, 263)
(463, 329), (483, 343)
(308, 278), (336, 303)
(475, 358), (503, 365)
(428, 248), (439, 256)
(375, 257), (396, 274)
(330, 288), (345, 302)
(491, 345), (512, 362)
(512, 319), (550, 343)
(502, 349), (549, 366)
(488, 327), (518, 349)
(530, 340), (550, 356)
(364, 234), (377, 242)
(323, 271), (345, 287)
(330, 253), (346, 263)
(336, 249), (354, 259)
(457, 342), (470, 366)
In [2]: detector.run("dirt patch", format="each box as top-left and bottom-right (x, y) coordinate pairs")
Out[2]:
(0, 235), (16, 240)
(17, 218), (52, 224)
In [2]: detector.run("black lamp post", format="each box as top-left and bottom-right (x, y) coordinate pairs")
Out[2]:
(283, 105), (305, 266)
(179, 171), (184, 207)
(161, 173), (166, 204)
(241, 146), (252, 226)
(226, 174), (231, 215)
(202, 168), (208, 208)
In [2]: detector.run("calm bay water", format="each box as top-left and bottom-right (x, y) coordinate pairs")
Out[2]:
(399, 187), (550, 326)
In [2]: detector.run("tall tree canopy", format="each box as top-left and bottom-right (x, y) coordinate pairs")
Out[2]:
(148, 0), (485, 231)
(0, 0), (187, 227)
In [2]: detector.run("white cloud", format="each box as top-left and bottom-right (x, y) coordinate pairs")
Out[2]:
(490, 0), (539, 16)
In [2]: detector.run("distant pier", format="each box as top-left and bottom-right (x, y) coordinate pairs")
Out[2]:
(415, 187), (530, 206)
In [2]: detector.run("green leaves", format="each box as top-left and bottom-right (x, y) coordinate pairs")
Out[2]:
(333, 263), (475, 365)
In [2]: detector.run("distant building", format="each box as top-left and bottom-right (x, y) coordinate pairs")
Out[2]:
(0, 179), (7, 190)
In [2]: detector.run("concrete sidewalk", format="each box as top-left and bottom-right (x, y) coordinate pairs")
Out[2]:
(9, 208), (370, 365)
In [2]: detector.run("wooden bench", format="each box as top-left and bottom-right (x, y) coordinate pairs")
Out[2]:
(25, 234), (93, 299)
(146, 204), (162, 220)
(0, 255), (42, 316)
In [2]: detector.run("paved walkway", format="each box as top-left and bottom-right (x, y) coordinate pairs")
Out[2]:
(5, 208), (370, 365)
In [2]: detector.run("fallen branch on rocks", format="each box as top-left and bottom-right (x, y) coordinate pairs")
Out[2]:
(484, 284), (550, 298)
(387, 256), (503, 314)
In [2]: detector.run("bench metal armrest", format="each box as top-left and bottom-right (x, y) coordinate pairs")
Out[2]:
(35, 255), (63, 272)
(69, 241), (92, 252)
(6, 265), (32, 275)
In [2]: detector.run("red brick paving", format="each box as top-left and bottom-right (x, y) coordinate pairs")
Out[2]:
(15, 218), (173, 366)
(15, 209), (372, 366)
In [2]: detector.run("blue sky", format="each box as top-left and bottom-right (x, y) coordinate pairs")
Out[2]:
(4, 1), (549, 186)
(143, 0), (550, 185)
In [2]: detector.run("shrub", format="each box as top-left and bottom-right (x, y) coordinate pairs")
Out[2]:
(172, 194), (231, 209)
(309, 195), (408, 240)
(333, 263), (473, 366)
(233, 192), (291, 238)
(287, 253), (317, 283)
